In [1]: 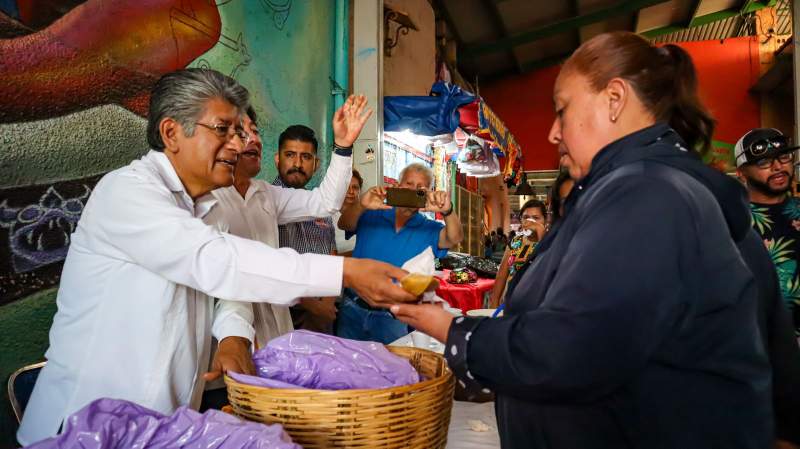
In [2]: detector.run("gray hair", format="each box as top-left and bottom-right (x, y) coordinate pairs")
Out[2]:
(399, 163), (434, 188)
(146, 68), (250, 151)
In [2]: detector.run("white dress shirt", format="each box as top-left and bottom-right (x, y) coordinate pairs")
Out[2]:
(204, 152), (352, 349)
(18, 151), (345, 446)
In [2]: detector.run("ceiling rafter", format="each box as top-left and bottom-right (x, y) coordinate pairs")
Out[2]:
(460, 0), (671, 59)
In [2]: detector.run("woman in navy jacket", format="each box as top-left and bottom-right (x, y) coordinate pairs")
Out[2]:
(393, 32), (773, 449)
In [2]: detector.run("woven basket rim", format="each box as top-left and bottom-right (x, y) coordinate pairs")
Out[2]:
(223, 346), (450, 395)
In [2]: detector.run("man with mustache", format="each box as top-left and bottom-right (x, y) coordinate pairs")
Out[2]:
(272, 124), (339, 333)
(736, 128), (800, 337)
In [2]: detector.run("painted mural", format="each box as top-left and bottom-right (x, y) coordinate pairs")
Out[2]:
(0, 2), (336, 440)
(0, 0), (337, 306)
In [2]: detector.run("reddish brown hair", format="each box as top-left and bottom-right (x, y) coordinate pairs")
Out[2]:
(563, 32), (715, 155)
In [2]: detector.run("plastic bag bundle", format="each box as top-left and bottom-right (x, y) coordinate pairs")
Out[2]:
(228, 330), (420, 390)
(25, 398), (300, 449)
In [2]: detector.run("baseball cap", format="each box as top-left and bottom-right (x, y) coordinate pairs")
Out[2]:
(735, 128), (799, 168)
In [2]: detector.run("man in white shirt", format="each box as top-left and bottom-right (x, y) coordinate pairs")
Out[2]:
(18, 68), (414, 445)
(205, 99), (364, 348)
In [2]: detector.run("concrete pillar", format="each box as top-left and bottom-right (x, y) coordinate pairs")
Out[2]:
(352, 0), (384, 189)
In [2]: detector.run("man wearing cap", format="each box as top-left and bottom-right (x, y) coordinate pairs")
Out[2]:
(736, 128), (800, 337)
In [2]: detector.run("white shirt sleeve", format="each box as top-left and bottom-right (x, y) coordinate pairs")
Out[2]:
(272, 153), (352, 225)
(212, 299), (256, 342)
(90, 171), (344, 305)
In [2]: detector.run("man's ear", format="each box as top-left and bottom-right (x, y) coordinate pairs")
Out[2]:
(274, 151), (280, 169)
(313, 156), (320, 174)
(160, 117), (182, 154)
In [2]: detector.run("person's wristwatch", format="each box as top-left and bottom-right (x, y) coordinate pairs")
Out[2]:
(333, 142), (353, 156)
(442, 204), (454, 217)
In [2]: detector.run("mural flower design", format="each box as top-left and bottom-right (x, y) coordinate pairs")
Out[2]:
(0, 185), (90, 273)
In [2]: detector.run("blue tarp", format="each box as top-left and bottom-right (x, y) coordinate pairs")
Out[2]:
(384, 81), (476, 136)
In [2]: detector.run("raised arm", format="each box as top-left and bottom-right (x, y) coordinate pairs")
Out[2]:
(274, 94), (372, 223)
(338, 186), (389, 232)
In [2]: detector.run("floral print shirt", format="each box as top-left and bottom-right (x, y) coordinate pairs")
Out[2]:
(751, 196), (800, 336)
(506, 234), (537, 280)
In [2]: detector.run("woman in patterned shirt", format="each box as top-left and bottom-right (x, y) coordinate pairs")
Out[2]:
(488, 199), (546, 308)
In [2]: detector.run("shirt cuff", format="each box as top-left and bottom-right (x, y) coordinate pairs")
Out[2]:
(301, 252), (345, 297)
(445, 315), (493, 400)
(212, 310), (255, 343)
(333, 144), (353, 157)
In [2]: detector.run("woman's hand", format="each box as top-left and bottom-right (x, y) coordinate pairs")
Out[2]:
(521, 218), (546, 241)
(390, 303), (454, 343)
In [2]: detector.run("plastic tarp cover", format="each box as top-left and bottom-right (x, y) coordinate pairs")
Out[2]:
(228, 330), (420, 390)
(384, 81), (475, 136)
(24, 398), (300, 449)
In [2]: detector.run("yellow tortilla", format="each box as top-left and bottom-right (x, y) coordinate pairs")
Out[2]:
(400, 273), (436, 296)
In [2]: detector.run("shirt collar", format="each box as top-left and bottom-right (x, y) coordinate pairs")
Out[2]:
(379, 208), (425, 228)
(147, 150), (185, 194)
(145, 150), (218, 217)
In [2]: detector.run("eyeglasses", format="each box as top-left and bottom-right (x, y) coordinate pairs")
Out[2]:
(195, 122), (250, 143)
(753, 152), (794, 169)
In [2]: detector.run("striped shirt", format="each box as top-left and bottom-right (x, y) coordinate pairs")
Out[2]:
(273, 177), (337, 255)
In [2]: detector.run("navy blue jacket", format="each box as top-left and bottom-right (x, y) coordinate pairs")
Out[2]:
(445, 123), (773, 448)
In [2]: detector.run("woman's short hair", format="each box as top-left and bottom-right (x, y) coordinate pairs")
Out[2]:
(351, 169), (364, 189)
(519, 199), (546, 218)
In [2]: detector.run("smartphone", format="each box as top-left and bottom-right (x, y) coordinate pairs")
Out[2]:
(385, 188), (427, 208)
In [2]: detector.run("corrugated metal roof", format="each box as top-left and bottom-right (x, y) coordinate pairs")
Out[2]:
(650, 0), (790, 45)
(775, 0), (792, 35)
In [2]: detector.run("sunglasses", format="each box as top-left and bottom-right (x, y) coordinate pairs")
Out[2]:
(738, 135), (789, 158)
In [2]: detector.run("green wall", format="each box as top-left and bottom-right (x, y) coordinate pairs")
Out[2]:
(0, 1), (336, 445)
(0, 289), (57, 447)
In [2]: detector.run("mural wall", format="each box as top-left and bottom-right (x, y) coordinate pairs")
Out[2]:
(0, 0), (336, 442)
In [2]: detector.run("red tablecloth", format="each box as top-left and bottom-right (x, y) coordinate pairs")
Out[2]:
(435, 269), (495, 313)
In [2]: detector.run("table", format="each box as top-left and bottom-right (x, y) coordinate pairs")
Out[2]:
(435, 269), (495, 313)
(447, 401), (500, 448)
(389, 336), (500, 448)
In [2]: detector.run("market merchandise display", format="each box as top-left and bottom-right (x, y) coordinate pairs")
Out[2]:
(25, 398), (299, 449)
(228, 330), (419, 390)
(449, 267), (478, 284)
(225, 346), (455, 449)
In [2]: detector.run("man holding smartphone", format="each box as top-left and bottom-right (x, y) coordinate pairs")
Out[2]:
(337, 163), (464, 343)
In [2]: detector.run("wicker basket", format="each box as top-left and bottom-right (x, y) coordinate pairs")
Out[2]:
(224, 346), (455, 448)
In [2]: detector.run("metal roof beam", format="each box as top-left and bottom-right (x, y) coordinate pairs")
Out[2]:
(460, 0), (670, 59)
(686, 0), (705, 27)
(481, 0), (523, 73)
(643, 0), (777, 38)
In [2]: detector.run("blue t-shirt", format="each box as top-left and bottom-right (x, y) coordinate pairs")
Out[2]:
(352, 208), (447, 267)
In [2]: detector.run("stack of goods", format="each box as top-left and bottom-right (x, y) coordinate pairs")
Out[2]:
(455, 135), (501, 178)
(26, 398), (299, 449)
(467, 257), (499, 278)
(229, 330), (419, 390)
(224, 333), (455, 448)
(437, 252), (469, 270)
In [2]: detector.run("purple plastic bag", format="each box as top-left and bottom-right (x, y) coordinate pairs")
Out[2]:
(25, 398), (300, 449)
(229, 330), (419, 390)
